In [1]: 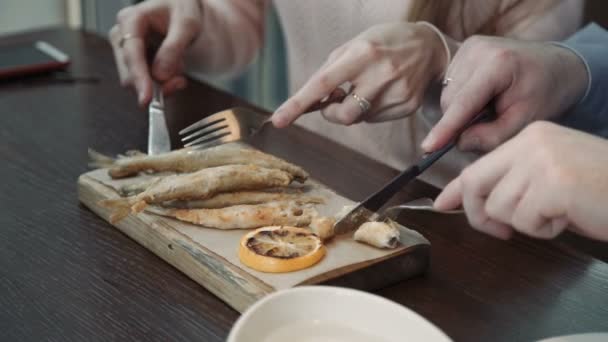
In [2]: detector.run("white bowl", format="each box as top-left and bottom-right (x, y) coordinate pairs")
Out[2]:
(228, 286), (452, 342)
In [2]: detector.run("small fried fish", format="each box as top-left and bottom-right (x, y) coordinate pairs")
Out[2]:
(89, 144), (308, 181)
(146, 201), (317, 230)
(163, 191), (323, 209)
(99, 164), (294, 223)
(354, 221), (400, 249)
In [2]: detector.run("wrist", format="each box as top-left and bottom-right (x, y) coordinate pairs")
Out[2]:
(416, 21), (459, 81)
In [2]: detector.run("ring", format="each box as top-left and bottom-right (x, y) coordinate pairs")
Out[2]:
(442, 77), (452, 87)
(118, 33), (137, 48)
(351, 92), (371, 114)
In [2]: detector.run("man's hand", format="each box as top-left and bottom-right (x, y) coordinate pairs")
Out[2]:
(422, 36), (588, 153)
(435, 121), (608, 242)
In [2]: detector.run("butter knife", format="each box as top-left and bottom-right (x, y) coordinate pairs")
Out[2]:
(333, 107), (494, 234)
(148, 81), (171, 155)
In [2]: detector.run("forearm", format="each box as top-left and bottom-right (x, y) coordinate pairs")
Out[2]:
(185, 0), (268, 77)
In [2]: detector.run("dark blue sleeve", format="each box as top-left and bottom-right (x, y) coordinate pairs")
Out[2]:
(554, 23), (608, 138)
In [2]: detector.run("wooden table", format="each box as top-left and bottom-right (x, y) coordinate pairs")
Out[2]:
(2, 28), (608, 342)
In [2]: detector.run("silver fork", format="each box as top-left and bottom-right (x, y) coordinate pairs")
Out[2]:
(380, 197), (463, 221)
(179, 107), (271, 150)
(179, 93), (346, 149)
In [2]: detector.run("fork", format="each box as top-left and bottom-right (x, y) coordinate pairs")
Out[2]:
(179, 107), (271, 150)
(179, 93), (346, 149)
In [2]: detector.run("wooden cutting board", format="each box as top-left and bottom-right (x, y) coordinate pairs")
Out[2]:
(78, 165), (430, 313)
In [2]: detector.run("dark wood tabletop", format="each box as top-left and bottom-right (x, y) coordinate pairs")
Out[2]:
(2, 28), (608, 342)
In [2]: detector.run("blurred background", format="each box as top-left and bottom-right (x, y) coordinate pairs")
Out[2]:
(1, 0), (606, 110)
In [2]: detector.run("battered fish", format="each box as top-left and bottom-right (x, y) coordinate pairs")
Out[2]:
(100, 164), (294, 223)
(354, 221), (401, 249)
(163, 191), (323, 209)
(146, 201), (317, 230)
(89, 144), (308, 181)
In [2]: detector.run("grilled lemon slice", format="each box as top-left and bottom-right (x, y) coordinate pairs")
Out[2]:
(238, 226), (325, 273)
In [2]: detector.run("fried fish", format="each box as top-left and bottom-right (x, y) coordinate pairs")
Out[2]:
(146, 201), (317, 230)
(354, 221), (401, 249)
(163, 191), (324, 209)
(89, 144), (308, 181)
(100, 164), (294, 223)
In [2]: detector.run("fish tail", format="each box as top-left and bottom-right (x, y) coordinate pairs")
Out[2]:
(131, 200), (149, 214)
(99, 197), (133, 223)
(88, 148), (116, 169)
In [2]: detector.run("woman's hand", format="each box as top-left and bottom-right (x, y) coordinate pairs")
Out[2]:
(422, 36), (588, 153)
(109, 0), (203, 106)
(435, 121), (608, 242)
(271, 22), (454, 128)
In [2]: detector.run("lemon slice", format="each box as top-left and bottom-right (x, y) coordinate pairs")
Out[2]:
(238, 226), (326, 273)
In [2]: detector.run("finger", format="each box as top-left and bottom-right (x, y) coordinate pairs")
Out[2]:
(307, 88), (348, 112)
(152, 4), (201, 81)
(321, 78), (389, 125)
(484, 166), (528, 224)
(434, 177), (463, 211)
(422, 63), (510, 152)
(272, 49), (371, 128)
(110, 25), (132, 86)
(161, 76), (188, 95)
(459, 149), (512, 230)
(510, 188), (553, 238)
(117, 9), (153, 106)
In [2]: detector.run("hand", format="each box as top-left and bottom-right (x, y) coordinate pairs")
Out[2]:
(421, 36), (588, 153)
(435, 121), (608, 242)
(109, 0), (203, 106)
(271, 22), (453, 128)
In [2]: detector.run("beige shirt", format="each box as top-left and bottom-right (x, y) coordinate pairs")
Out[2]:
(188, 0), (583, 187)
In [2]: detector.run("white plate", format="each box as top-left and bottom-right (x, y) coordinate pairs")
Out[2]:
(228, 286), (452, 342)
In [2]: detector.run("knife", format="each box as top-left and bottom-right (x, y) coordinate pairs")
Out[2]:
(333, 107), (495, 235)
(148, 81), (171, 155)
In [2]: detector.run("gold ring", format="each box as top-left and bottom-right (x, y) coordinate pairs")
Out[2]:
(442, 77), (452, 87)
(351, 92), (371, 114)
(118, 33), (137, 48)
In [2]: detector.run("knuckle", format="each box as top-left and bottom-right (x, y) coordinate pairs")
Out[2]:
(461, 167), (484, 196)
(286, 98), (306, 114)
(179, 16), (200, 34)
(116, 6), (136, 24)
(315, 74), (334, 93)
(355, 40), (381, 61)
(492, 48), (517, 66)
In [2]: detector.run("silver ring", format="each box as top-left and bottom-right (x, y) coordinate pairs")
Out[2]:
(351, 92), (371, 114)
(442, 77), (452, 87)
(118, 33), (137, 48)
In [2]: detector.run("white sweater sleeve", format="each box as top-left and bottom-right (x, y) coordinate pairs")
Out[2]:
(185, 0), (269, 78)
